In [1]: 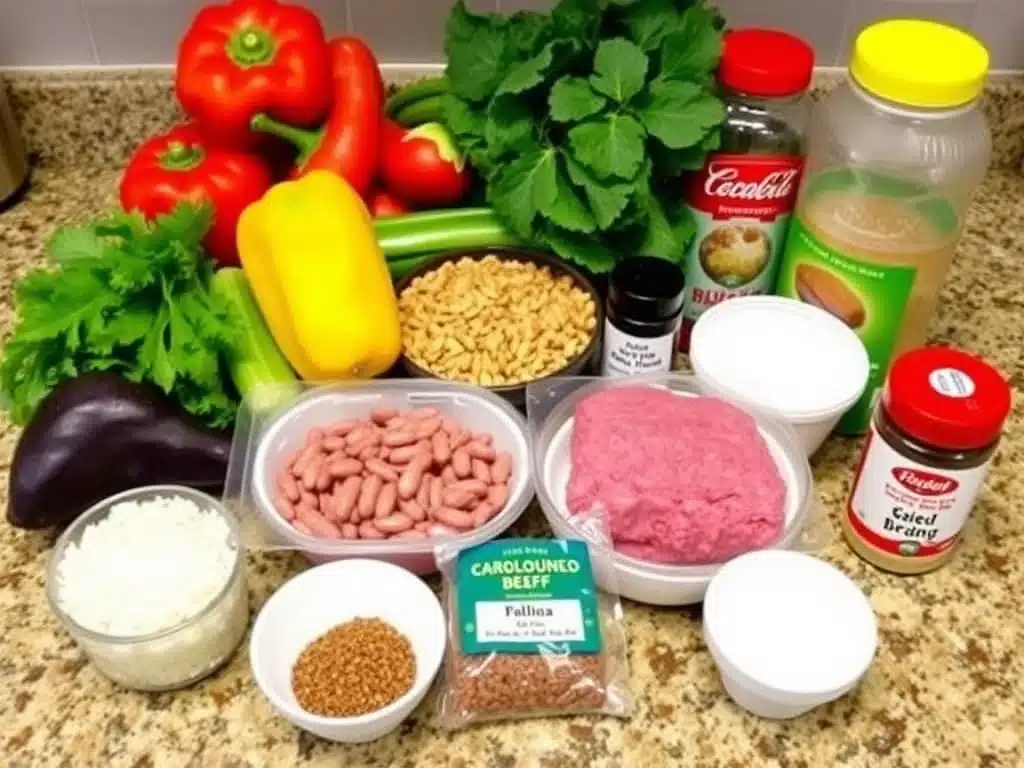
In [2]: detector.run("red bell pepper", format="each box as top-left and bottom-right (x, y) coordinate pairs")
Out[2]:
(380, 120), (471, 208)
(119, 124), (273, 268)
(368, 188), (412, 218)
(176, 0), (332, 151)
(250, 37), (384, 197)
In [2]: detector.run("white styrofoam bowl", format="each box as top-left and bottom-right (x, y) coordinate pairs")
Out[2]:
(250, 381), (532, 574)
(249, 559), (445, 743)
(531, 375), (814, 606)
(703, 550), (877, 719)
(690, 297), (870, 457)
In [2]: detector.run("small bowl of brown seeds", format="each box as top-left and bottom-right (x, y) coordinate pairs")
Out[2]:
(249, 559), (445, 743)
(396, 249), (603, 406)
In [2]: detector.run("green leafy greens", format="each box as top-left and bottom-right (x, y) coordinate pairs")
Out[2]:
(0, 205), (240, 427)
(443, 0), (725, 272)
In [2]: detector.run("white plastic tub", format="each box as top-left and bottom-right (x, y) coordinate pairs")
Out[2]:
(529, 375), (814, 606)
(703, 550), (877, 719)
(247, 381), (533, 574)
(690, 296), (870, 456)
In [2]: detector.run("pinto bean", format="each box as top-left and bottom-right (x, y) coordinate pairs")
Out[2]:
(371, 407), (399, 426)
(277, 471), (301, 503)
(365, 458), (399, 482)
(358, 520), (387, 539)
(375, 483), (398, 519)
(374, 514), (414, 534)
(491, 452), (512, 484)
(398, 499), (428, 522)
(434, 507), (474, 530)
(358, 475), (383, 520)
(329, 458), (363, 478)
(471, 458), (491, 484)
(487, 483), (509, 509)
(383, 429), (417, 447)
(467, 442), (496, 462)
(452, 449), (472, 479)
(335, 476), (362, 521)
(447, 479), (489, 497)
(398, 456), (429, 500)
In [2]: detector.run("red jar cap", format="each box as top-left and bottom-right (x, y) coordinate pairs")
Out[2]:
(882, 346), (1012, 451)
(719, 29), (815, 98)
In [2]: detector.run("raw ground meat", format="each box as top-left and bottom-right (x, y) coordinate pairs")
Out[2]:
(566, 386), (786, 565)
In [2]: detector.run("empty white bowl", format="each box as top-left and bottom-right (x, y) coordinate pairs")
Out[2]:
(703, 550), (877, 719)
(690, 297), (870, 456)
(249, 559), (446, 743)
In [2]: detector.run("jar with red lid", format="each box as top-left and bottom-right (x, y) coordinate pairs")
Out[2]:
(844, 346), (1012, 574)
(678, 28), (814, 353)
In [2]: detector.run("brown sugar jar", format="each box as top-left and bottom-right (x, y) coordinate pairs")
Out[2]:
(844, 346), (1011, 574)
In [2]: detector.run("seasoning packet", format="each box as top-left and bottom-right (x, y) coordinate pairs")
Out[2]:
(435, 525), (632, 728)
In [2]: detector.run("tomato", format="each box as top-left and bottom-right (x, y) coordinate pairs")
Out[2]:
(368, 188), (413, 218)
(380, 120), (471, 208)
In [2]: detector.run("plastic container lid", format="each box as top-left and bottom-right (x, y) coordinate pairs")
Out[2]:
(704, 550), (877, 695)
(689, 297), (870, 421)
(607, 256), (685, 321)
(883, 346), (1011, 451)
(719, 29), (815, 98)
(850, 19), (989, 108)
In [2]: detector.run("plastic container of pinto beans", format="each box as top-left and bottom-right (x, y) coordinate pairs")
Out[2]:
(843, 346), (1012, 574)
(222, 380), (533, 575)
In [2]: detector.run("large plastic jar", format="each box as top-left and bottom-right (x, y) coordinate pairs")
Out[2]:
(774, 20), (991, 436)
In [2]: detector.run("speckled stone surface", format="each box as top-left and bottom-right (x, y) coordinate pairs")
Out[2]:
(2, 73), (1024, 766)
(0, 164), (1022, 768)
(6, 69), (1024, 171)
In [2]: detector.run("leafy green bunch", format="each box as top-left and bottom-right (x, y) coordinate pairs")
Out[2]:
(443, 0), (725, 272)
(0, 205), (239, 427)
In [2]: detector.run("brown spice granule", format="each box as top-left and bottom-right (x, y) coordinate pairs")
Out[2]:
(449, 651), (607, 716)
(291, 618), (415, 717)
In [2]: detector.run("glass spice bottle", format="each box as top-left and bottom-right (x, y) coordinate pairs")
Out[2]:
(600, 256), (685, 378)
(677, 28), (814, 353)
(844, 346), (1011, 575)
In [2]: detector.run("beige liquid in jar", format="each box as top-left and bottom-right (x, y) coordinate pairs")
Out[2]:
(797, 190), (958, 357)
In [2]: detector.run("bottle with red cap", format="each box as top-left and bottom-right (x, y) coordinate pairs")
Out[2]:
(678, 28), (815, 353)
(844, 346), (1012, 575)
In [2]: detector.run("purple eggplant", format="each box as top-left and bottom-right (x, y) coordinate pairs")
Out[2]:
(7, 373), (232, 530)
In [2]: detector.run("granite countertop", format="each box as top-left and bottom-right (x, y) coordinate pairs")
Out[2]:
(1, 87), (1023, 767)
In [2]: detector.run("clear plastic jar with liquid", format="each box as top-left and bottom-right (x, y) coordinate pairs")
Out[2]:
(775, 19), (992, 435)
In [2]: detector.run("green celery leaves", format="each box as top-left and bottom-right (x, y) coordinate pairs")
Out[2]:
(0, 204), (240, 427)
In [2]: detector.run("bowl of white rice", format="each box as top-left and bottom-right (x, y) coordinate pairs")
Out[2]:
(46, 485), (249, 691)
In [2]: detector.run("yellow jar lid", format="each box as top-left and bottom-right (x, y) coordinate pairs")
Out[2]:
(850, 19), (989, 108)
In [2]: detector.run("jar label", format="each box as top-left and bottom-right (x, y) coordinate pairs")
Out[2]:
(929, 367), (976, 398)
(847, 427), (992, 558)
(456, 539), (602, 655)
(678, 153), (804, 351)
(601, 318), (677, 377)
(775, 217), (917, 435)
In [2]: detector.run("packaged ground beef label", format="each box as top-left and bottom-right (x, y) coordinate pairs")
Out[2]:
(436, 538), (631, 728)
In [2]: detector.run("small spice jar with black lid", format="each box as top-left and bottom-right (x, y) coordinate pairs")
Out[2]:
(844, 346), (1012, 575)
(601, 256), (685, 378)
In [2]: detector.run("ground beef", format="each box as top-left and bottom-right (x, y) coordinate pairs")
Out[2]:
(566, 386), (786, 565)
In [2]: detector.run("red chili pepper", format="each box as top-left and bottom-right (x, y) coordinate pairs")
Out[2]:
(176, 0), (332, 151)
(368, 188), (413, 218)
(250, 37), (384, 197)
(380, 120), (471, 209)
(119, 124), (273, 268)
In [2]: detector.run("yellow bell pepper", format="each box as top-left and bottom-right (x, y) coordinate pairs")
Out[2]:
(237, 170), (402, 380)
